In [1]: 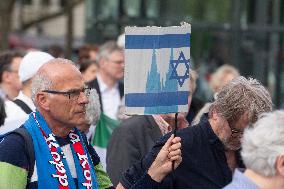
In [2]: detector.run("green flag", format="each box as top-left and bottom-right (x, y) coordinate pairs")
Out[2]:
(91, 113), (120, 169)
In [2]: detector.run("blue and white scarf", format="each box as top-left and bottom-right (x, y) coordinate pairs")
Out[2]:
(24, 111), (99, 189)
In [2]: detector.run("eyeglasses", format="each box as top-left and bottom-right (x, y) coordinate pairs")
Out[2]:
(230, 127), (244, 137)
(42, 87), (91, 100)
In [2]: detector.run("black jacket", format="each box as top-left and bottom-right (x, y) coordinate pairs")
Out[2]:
(106, 115), (162, 186)
(87, 78), (124, 111)
(120, 114), (241, 189)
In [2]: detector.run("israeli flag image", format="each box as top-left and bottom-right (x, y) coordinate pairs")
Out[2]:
(124, 24), (191, 115)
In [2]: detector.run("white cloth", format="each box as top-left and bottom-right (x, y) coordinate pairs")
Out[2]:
(19, 51), (54, 82)
(16, 91), (36, 111)
(97, 75), (121, 120)
(0, 92), (35, 134)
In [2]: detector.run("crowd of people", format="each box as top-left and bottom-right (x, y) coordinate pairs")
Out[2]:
(0, 34), (283, 189)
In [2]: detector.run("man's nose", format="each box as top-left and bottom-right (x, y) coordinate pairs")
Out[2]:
(78, 92), (89, 104)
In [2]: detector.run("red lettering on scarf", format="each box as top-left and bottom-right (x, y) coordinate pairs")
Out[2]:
(36, 116), (94, 188)
(40, 128), (69, 189)
(70, 131), (93, 188)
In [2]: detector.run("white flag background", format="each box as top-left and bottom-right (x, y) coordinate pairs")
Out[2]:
(124, 24), (191, 115)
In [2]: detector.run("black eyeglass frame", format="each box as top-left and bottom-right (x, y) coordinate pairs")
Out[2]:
(42, 87), (91, 100)
(230, 127), (244, 135)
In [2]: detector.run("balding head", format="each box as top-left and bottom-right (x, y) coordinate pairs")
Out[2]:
(31, 58), (81, 106)
(31, 58), (89, 132)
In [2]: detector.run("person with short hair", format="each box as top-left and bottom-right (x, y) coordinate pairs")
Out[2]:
(0, 51), (54, 134)
(192, 64), (240, 125)
(119, 76), (273, 189)
(0, 50), (24, 100)
(79, 60), (98, 83)
(224, 110), (284, 189)
(0, 58), (113, 189)
(87, 41), (124, 120)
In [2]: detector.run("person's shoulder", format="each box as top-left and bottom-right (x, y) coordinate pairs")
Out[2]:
(0, 130), (26, 147)
(86, 78), (99, 88)
(0, 130), (28, 167)
(177, 124), (202, 136)
(117, 115), (150, 129)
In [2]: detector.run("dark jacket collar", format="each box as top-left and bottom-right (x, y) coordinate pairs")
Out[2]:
(199, 113), (225, 149)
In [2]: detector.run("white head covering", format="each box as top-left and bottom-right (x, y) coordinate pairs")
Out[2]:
(117, 33), (125, 48)
(19, 51), (54, 82)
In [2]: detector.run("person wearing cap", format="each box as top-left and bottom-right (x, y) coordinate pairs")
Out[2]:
(0, 51), (54, 134)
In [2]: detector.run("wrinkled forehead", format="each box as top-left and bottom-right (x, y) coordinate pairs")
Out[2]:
(47, 65), (84, 89)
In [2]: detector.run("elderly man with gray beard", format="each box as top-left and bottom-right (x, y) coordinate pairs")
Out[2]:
(117, 76), (273, 189)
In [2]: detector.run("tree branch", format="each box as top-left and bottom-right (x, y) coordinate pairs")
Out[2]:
(20, 0), (84, 31)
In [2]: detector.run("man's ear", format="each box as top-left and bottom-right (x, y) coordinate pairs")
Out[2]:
(36, 93), (50, 111)
(2, 71), (10, 83)
(99, 58), (107, 68)
(211, 109), (219, 121)
(276, 155), (284, 176)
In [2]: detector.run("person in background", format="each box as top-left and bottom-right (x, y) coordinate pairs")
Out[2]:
(117, 33), (125, 48)
(0, 50), (24, 100)
(107, 112), (187, 186)
(210, 64), (240, 98)
(77, 44), (99, 67)
(1, 51), (54, 134)
(0, 97), (6, 126)
(116, 134), (182, 189)
(77, 88), (101, 142)
(87, 41), (124, 169)
(87, 41), (124, 120)
(47, 44), (64, 58)
(118, 76), (272, 189)
(186, 70), (204, 125)
(107, 70), (198, 186)
(192, 64), (240, 125)
(79, 60), (99, 83)
(224, 110), (284, 189)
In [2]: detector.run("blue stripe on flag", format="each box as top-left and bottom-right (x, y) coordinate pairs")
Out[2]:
(125, 91), (189, 107)
(125, 33), (190, 49)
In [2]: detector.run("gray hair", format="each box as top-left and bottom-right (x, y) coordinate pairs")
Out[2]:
(241, 110), (284, 176)
(31, 58), (76, 106)
(209, 76), (273, 125)
(96, 41), (123, 63)
(85, 89), (101, 124)
(31, 71), (53, 106)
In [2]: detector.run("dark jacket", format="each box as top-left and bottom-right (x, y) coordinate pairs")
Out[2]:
(87, 78), (124, 111)
(120, 114), (240, 189)
(106, 115), (162, 186)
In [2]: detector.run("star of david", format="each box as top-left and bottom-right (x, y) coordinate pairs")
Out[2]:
(169, 51), (190, 87)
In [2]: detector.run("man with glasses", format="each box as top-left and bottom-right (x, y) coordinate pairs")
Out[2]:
(118, 76), (273, 189)
(87, 41), (125, 169)
(87, 41), (124, 120)
(0, 58), (114, 189)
